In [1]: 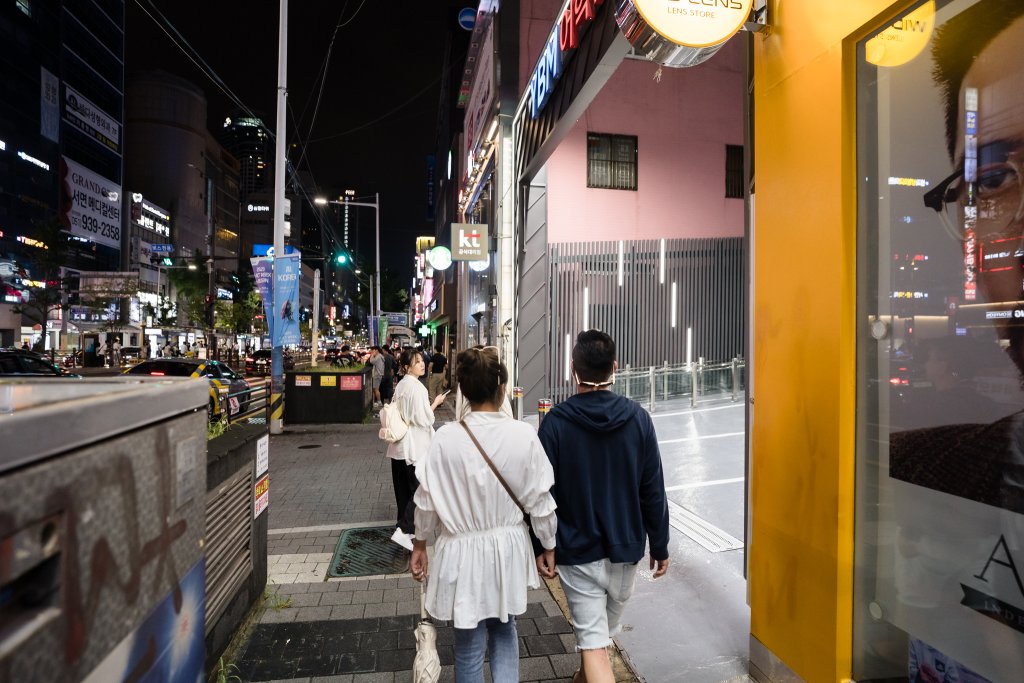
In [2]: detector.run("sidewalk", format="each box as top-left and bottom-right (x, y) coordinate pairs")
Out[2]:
(228, 412), (638, 683)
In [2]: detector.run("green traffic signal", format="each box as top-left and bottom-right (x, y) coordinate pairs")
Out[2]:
(162, 257), (173, 266)
(335, 252), (348, 265)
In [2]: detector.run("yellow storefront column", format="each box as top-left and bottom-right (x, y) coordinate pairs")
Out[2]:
(749, 2), (914, 682)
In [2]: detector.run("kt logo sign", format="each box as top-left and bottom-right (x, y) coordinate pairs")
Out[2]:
(451, 222), (489, 261)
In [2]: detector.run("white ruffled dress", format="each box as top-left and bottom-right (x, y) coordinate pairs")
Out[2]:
(413, 411), (557, 629)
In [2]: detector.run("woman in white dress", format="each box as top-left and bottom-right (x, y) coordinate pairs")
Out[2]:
(411, 348), (558, 683)
(388, 349), (447, 543)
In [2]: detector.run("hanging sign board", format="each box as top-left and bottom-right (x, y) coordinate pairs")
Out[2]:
(451, 223), (489, 261)
(632, 0), (752, 48)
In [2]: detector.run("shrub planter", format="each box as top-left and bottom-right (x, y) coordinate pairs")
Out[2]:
(204, 422), (269, 673)
(283, 366), (372, 424)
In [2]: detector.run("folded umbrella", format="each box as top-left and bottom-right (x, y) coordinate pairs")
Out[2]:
(412, 580), (440, 683)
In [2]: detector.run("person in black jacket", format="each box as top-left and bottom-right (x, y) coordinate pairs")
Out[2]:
(537, 329), (670, 683)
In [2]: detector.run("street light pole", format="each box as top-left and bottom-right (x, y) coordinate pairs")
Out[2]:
(270, 0), (288, 435)
(316, 195), (380, 314)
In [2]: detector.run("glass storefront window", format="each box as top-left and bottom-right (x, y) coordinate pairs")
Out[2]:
(856, 1), (1024, 680)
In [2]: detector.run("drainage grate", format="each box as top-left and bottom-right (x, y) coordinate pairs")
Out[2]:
(667, 501), (744, 553)
(328, 526), (410, 578)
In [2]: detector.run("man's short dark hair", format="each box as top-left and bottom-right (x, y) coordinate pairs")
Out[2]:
(435, 344), (443, 353)
(572, 330), (616, 383)
(932, 1), (1024, 160)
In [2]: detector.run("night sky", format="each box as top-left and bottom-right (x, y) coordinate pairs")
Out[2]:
(125, 1), (469, 282)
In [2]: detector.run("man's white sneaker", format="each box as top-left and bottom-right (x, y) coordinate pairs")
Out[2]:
(390, 527), (414, 551)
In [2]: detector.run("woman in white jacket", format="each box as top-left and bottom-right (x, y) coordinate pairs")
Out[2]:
(411, 347), (558, 683)
(388, 349), (447, 544)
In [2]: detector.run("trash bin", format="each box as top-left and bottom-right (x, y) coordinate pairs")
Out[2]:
(0, 377), (209, 682)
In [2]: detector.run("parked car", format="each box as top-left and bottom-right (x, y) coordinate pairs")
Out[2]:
(0, 349), (81, 377)
(125, 358), (250, 421)
(120, 346), (144, 365)
(245, 349), (294, 375)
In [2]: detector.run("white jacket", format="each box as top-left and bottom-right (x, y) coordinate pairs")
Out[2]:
(386, 375), (435, 464)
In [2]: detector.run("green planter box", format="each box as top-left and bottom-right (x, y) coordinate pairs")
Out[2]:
(283, 367), (373, 423)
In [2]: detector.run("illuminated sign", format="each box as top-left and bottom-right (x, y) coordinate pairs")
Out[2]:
(62, 156), (122, 250)
(0, 139), (6, 151)
(17, 151), (50, 171)
(529, 25), (563, 118)
(247, 204), (271, 213)
(16, 236), (48, 249)
(427, 246), (453, 271)
(450, 222), (489, 261)
(131, 194), (171, 236)
(469, 257), (490, 272)
(865, 1), (935, 67)
(64, 84), (121, 153)
(632, 0), (752, 48)
(887, 176), (930, 187)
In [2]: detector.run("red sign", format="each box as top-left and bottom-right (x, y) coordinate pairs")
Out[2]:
(560, 0), (604, 51)
(339, 375), (362, 391)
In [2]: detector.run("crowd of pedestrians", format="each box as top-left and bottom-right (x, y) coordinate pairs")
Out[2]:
(380, 331), (670, 683)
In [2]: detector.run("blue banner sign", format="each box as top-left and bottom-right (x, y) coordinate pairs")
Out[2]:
(273, 254), (301, 347)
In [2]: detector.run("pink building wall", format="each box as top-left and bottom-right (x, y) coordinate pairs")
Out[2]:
(547, 40), (746, 243)
(517, 0), (746, 244)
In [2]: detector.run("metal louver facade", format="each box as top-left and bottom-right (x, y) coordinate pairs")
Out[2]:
(544, 237), (745, 403)
(204, 464), (253, 633)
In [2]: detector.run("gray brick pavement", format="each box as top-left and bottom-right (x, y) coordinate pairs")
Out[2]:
(229, 420), (635, 682)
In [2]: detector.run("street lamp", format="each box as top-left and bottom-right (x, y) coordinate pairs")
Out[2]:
(315, 194), (381, 314)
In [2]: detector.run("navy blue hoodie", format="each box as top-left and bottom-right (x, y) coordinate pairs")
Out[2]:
(537, 390), (670, 565)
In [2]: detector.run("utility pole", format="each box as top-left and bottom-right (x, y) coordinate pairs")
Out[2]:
(311, 268), (320, 367)
(206, 176), (217, 358)
(270, 0), (288, 434)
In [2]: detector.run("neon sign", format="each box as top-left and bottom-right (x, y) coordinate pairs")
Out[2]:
(528, 0), (605, 119)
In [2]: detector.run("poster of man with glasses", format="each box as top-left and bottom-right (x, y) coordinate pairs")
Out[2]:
(858, 1), (1024, 679)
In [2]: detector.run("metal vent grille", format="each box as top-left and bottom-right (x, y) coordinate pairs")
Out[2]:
(205, 465), (253, 632)
(328, 526), (410, 578)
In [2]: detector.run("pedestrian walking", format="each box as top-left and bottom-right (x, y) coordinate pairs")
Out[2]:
(427, 344), (447, 402)
(369, 346), (386, 407)
(112, 338), (121, 366)
(386, 349), (448, 549)
(454, 346), (513, 420)
(410, 347), (557, 683)
(537, 329), (670, 683)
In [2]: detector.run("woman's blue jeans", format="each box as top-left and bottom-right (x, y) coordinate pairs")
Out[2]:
(453, 615), (519, 683)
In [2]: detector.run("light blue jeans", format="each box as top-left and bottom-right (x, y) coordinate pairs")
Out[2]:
(453, 615), (519, 683)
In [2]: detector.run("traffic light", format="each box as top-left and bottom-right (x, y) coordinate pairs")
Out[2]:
(204, 294), (215, 327)
(335, 252), (349, 265)
(162, 257), (173, 266)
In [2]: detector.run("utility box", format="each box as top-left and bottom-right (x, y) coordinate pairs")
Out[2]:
(0, 377), (208, 682)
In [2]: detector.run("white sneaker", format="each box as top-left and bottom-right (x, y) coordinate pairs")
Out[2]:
(391, 527), (414, 551)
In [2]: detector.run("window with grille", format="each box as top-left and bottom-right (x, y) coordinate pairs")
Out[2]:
(587, 133), (638, 191)
(725, 144), (744, 198)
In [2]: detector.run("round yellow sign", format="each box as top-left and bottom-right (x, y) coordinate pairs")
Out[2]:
(633, 0), (754, 49)
(865, 1), (935, 68)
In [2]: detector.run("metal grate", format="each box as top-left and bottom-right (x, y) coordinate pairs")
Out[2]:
(205, 465), (253, 632)
(667, 501), (743, 553)
(328, 526), (410, 578)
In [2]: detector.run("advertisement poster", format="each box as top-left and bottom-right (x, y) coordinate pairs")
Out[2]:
(64, 84), (120, 153)
(250, 257), (274, 323)
(272, 254), (300, 347)
(856, 1), (1024, 680)
(83, 560), (205, 683)
(61, 157), (122, 250)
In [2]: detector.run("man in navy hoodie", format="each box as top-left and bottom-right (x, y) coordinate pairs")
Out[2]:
(537, 330), (670, 683)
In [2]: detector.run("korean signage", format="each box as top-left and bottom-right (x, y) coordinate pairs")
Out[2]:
(63, 84), (120, 154)
(61, 157), (122, 250)
(450, 223), (489, 261)
(272, 254), (301, 347)
(339, 375), (362, 391)
(40, 67), (59, 142)
(131, 194), (171, 236)
(254, 474), (269, 518)
(631, 0), (752, 48)
(464, 22), (495, 164)
(529, 0), (605, 118)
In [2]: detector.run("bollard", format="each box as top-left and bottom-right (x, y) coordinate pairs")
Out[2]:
(690, 362), (698, 408)
(648, 366), (656, 413)
(731, 357), (739, 402)
(663, 361), (669, 401)
(538, 398), (552, 428)
(513, 386), (524, 420)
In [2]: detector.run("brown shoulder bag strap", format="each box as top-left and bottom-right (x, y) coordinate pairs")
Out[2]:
(459, 419), (527, 517)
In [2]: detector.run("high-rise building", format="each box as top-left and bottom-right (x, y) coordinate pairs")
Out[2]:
(218, 112), (271, 198)
(0, 0), (126, 347)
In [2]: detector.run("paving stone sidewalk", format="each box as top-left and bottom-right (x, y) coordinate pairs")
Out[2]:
(228, 418), (636, 683)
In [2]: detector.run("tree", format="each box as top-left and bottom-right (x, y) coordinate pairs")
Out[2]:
(11, 217), (72, 346)
(164, 251), (208, 329)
